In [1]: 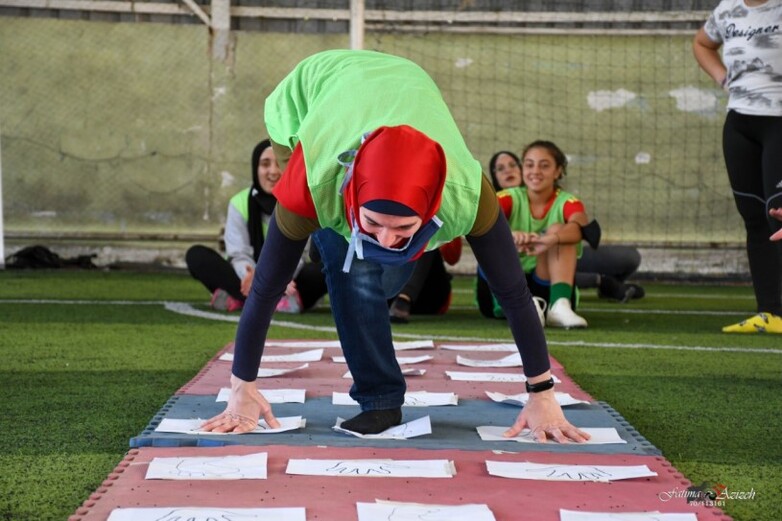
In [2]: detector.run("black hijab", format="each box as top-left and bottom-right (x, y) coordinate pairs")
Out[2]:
(488, 150), (521, 192)
(248, 139), (277, 260)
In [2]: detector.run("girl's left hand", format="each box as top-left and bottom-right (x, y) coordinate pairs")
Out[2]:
(504, 389), (591, 443)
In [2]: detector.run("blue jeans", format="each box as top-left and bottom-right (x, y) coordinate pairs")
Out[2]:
(313, 229), (414, 411)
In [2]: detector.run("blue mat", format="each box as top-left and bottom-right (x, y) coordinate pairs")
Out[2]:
(129, 396), (660, 455)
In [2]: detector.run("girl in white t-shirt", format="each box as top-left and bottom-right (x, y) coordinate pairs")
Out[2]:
(693, 0), (782, 333)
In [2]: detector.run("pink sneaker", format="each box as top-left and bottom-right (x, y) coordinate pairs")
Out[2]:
(210, 289), (244, 312)
(275, 289), (303, 314)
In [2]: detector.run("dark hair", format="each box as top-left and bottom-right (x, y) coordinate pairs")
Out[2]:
(521, 140), (568, 179)
(248, 138), (277, 260)
(487, 150), (522, 191)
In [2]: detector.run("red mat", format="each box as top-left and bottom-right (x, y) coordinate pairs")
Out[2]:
(176, 341), (592, 402)
(69, 445), (731, 521)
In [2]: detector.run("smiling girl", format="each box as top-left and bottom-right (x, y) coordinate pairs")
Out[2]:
(478, 140), (589, 328)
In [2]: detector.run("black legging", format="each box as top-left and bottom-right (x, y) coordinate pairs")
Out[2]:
(574, 244), (641, 288)
(723, 110), (782, 316)
(185, 245), (328, 311)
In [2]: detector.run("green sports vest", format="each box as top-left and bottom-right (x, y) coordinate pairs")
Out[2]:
(501, 186), (583, 273)
(264, 49), (482, 249)
(230, 188), (250, 221)
(229, 187), (268, 237)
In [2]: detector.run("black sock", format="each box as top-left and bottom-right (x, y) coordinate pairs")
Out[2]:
(340, 408), (402, 434)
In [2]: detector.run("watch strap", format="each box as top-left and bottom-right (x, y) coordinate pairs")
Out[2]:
(525, 377), (555, 393)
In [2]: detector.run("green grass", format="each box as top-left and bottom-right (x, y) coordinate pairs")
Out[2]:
(1, 270), (780, 521)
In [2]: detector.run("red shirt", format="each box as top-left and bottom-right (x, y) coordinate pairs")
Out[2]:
(272, 143), (318, 219)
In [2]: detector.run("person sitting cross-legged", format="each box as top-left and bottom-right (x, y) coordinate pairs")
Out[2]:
(185, 139), (326, 314)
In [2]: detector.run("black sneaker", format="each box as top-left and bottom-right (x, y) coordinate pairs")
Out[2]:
(597, 275), (627, 301)
(341, 408), (403, 434)
(389, 297), (411, 324)
(623, 283), (645, 301)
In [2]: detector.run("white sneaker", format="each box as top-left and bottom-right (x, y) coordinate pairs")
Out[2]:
(532, 296), (547, 328)
(546, 298), (587, 329)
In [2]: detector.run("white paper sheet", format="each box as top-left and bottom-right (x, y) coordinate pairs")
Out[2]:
(333, 354), (433, 365)
(107, 507), (305, 521)
(257, 363), (309, 378)
(560, 510), (698, 521)
(145, 452), (268, 480)
(446, 371), (524, 382)
(332, 391), (457, 407)
(263, 348), (323, 362)
(265, 340), (342, 348)
(446, 371), (561, 383)
(440, 343), (517, 352)
(393, 340), (435, 351)
(333, 415), (432, 439)
(220, 349), (323, 363)
(155, 416), (305, 435)
(485, 391), (588, 407)
(216, 388), (306, 404)
(456, 353), (522, 368)
(343, 367), (426, 379)
(286, 458), (455, 478)
(260, 340), (433, 350)
(357, 501), (496, 521)
(396, 355), (434, 364)
(486, 460), (657, 482)
(477, 426), (626, 444)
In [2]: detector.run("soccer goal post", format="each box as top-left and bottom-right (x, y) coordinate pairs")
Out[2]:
(0, 128), (5, 269)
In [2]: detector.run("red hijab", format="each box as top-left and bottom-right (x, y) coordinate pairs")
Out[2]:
(343, 125), (446, 228)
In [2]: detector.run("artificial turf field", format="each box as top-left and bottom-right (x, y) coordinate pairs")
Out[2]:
(0, 269), (780, 521)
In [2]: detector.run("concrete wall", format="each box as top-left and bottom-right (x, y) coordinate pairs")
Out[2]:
(0, 17), (348, 236)
(0, 14), (747, 277)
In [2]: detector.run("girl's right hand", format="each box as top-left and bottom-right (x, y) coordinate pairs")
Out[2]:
(240, 266), (255, 297)
(770, 208), (782, 241)
(512, 231), (539, 252)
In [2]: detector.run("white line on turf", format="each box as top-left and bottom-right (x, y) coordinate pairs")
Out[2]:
(451, 288), (755, 299)
(161, 303), (782, 355)
(449, 305), (751, 316)
(1, 299), (164, 305)
(2, 299), (753, 316)
(4, 300), (780, 355)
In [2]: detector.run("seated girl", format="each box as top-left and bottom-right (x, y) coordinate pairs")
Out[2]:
(186, 139), (326, 313)
(477, 141), (588, 328)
